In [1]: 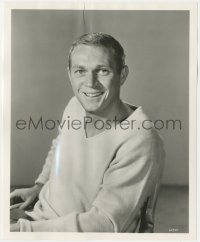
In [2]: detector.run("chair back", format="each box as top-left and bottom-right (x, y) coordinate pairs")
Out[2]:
(139, 183), (160, 233)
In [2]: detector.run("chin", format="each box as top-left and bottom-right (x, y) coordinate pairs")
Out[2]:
(77, 95), (104, 113)
(82, 104), (102, 114)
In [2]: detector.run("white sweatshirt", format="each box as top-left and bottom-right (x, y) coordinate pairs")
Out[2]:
(18, 96), (165, 232)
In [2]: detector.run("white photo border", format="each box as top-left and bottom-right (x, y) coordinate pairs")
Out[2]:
(1, 1), (197, 241)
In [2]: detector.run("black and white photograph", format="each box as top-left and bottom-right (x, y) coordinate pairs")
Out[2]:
(1, 1), (197, 240)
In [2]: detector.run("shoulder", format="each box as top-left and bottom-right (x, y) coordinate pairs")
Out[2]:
(118, 105), (156, 140)
(130, 106), (164, 146)
(61, 96), (84, 120)
(65, 96), (81, 110)
(117, 105), (165, 159)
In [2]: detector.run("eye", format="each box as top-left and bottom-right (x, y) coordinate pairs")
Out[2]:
(97, 68), (110, 76)
(73, 69), (86, 76)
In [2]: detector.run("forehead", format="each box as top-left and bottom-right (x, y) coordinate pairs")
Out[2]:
(70, 45), (116, 67)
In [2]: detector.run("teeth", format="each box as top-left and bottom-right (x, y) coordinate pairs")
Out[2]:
(84, 92), (102, 97)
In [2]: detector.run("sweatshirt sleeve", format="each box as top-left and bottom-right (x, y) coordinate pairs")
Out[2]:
(19, 128), (165, 232)
(35, 97), (76, 185)
(34, 135), (60, 185)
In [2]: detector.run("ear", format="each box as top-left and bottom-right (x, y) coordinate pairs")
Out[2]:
(120, 65), (129, 86)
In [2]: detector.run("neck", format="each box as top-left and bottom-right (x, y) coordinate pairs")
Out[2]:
(84, 99), (132, 138)
(86, 98), (120, 118)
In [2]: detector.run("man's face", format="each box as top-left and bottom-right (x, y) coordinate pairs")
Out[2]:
(68, 44), (128, 116)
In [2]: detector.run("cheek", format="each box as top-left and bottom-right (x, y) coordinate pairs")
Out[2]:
(104, 78), (119, 91)
(98, 76), (114, 89)
(107, 80), (121, 96)
(70, 79), (82, 90)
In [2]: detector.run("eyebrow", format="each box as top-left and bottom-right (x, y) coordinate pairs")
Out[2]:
(72, 65), (111, 69)
(71, 65), (85, 69)
(96, 65), (111, 69)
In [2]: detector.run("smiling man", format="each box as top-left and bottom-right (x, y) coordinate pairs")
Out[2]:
(68, 39), (132, 137)
(10, 33), (165, 232)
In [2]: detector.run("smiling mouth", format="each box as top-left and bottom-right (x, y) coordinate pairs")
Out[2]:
(83, 92), (103, 97)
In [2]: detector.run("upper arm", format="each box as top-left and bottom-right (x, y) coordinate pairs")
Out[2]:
(93, 129), (165, 232)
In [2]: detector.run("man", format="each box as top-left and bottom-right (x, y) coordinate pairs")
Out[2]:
(10, 32), (165, 232)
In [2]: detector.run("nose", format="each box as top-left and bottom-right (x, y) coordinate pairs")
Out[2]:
(84, 71), (98, 88)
